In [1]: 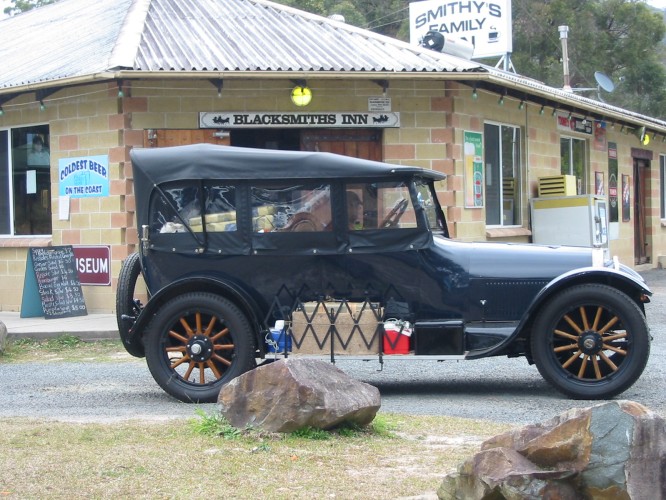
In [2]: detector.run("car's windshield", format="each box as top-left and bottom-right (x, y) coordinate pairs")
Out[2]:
(415, 178), (445, 232)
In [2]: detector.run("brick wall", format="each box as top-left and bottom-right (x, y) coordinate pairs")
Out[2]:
(0, 82), (132, 312)
(2, 77), (666, 313)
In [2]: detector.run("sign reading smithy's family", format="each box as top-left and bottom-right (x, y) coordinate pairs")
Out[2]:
(59, 155), (110, 198)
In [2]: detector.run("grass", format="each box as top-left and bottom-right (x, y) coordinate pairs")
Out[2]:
(0, 335), (132, 363)
(0, 338), (515, 498)
(0, 412), (511, 499)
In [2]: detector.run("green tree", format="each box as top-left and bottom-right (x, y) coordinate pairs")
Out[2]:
(4, 0), (58, 16)
(510, 0), (666, 117)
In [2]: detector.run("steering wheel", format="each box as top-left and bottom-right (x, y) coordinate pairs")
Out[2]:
(380, 198), (408, 228)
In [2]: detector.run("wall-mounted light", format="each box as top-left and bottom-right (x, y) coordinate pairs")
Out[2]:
(117, 80), (124, 98)
(539, 105), (545, 115)
(471, 85), (478, 100)
(620, 125), (626, 133)
(552, 108), (558, 117)
(213, 130), (230, 139)
(497, 93), (505, 106)
(518, 100), (525, 110)
(291, 85), (312, 106)
(0, 106), (4, 116)
(39, 100), (45, 112)
(567, 112), (572, 120)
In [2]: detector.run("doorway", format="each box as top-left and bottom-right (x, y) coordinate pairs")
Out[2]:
(143, 129), (231, 148)
(633, 158), (650, 265)
(142, 128), (383, 161)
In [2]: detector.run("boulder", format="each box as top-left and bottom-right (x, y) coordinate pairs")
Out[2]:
(438, 401), (666, 499)
(0, 320), (6, 354)
(217, 358), (381, 432)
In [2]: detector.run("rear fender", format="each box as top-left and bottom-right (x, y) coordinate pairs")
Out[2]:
(127, 277), (266, 354)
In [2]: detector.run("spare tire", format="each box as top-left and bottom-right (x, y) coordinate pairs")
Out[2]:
(116, 252), (145, 357)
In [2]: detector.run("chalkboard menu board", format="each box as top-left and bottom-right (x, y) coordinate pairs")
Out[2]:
(23, 246), (88, 319)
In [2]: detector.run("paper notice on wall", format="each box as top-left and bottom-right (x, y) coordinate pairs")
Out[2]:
(26, 170), (36, 194)
(59, 195), (70, 220)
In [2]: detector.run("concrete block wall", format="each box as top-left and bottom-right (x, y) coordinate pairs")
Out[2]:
(0, 82), (132, 313)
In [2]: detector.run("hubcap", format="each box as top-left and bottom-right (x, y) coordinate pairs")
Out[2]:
(187, 335), (213, 362)
(578, 331), (603, 355)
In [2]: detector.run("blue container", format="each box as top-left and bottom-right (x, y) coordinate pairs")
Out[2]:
(267, 328), (292, 353)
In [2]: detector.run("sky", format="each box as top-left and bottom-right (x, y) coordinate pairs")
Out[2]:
(647, 0), (666, 9)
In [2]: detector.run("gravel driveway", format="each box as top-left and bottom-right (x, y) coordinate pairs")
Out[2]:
(1, 270), (664, 426)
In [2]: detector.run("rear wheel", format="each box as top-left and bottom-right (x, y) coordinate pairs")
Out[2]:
(115, 252), (145, 357)
(531, 284), (650, 399)
(145, 292), (256, 403)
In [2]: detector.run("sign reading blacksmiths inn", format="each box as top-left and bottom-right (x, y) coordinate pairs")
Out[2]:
(199, 112), (400, 129)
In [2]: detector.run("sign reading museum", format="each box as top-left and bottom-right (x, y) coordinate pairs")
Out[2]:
(199, 112), (400, 129)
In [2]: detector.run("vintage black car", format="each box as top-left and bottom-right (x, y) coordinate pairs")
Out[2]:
(117, 143), (652, 403)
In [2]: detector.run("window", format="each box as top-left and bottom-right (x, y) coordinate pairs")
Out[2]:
(0, 125), (51, 235)
(659, 155), (666, 219)
(561, 137), (587, 194)
(150, 181), (203, 234)
(484, 123), (521, 226)
(346, 182), (415, 230)
(251, 184), (332, 232)
(415, 178), (445, 232)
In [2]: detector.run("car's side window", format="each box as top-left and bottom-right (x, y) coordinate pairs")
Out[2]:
(250, 183), (332, 232)
(346, 182), (415, 230)
(193, 184), (237, 233)
(150, 181), (202, 234)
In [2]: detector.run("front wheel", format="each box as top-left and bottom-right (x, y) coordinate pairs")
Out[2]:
(145, 292), (256, 403)
(531, 284), (650, 400)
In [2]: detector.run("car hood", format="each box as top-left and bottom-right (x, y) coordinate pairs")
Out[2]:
(433, 236), (600, 280)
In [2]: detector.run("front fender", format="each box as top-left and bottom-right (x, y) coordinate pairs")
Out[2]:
(467, 266), (651, 359)
(127, 276), (266, 352)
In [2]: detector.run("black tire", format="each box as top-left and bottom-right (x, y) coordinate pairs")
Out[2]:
(144, 292), (256, 403)
(116, 252), (145, 357)
(531, 284), (650, 400)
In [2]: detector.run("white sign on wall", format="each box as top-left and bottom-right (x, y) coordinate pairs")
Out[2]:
(199, 112), (400, 129)
(409, 0), (512, 59)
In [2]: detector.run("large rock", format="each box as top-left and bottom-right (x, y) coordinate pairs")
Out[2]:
(217, 358), (381, 432)
(438, 401), (666, 499)
(0, 321), (6, 354)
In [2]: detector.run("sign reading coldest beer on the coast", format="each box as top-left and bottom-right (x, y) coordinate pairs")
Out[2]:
(199, 112), (400, 129)
(409, 0), (512, 59)
(58, 155), (109, 198)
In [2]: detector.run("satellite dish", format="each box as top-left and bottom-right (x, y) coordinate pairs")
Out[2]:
(572, 71), (616, 102)
(594, 71), (615, 93)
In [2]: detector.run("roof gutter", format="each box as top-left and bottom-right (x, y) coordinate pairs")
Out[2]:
(1, 69), (664, 134)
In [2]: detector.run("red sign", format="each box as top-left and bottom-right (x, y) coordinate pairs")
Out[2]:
(73, 245), (111, 286)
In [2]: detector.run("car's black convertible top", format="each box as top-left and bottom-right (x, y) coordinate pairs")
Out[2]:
(131, 143), (446, 185)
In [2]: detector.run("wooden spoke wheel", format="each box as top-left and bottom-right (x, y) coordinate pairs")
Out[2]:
(531, 284), (650, 399)
(145, 292), (255, 403)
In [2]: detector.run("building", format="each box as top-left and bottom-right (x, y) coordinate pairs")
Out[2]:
(1, 0), (665, 313)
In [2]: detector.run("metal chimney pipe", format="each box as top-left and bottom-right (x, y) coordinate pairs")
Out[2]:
(559, 25), (572, 92)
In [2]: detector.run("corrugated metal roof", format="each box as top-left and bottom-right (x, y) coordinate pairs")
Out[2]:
(0, 0), (664, 130)
(0, 0), (480, 92)
(0, 0), (134, 89)
(134, 0), (479, 73)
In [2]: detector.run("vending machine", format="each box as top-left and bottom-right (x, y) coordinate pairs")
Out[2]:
(531, 195), (609, 251)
